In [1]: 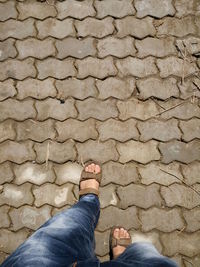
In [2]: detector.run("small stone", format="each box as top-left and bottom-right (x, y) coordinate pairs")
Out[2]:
(56, 37), (96, 59)
(183, 208), (200, 232)
(97, 206), (139, 231)
(16, 78), (56, 100)
(34, 140), (76, 164)
(0, 120), (16, 142)
(9, 205), (52, 231)
(54, 162), (82, 185)
(116, 57), (157, 77)
(13, 162), (55, 185)
(99, 184), (118, 208)
(180, 119), (200, 141)
(182, 162), (200, 185)
(102, 161), (139, 186)
(97, 118), (139, 141)
(76, 98), (118, 121)
(55, 118), (98, 142)
(35, 98), (77, 121)
(0, 206), (10, 228)
(138, 162), (183, 185)
(0, 141), (35, 164)
(159, 140), (200, 164)
(75, 17), (114, 38)
(0, 162), (14, 184)
(33, 183), (75, 207)
(96, 77), (136, 100)
(117, 184), (162, 209)
(140, 207), (184, 232)
(0, 184), (34, 207)
(115, 17), (156, 38)
(137, 77), (179, 100)
(76, 140), (118, 163)
(161, 184), (200, 209)
(76, 57), (117, 79)
(135, 0), (175, 18)
(0, 39), (17, 61)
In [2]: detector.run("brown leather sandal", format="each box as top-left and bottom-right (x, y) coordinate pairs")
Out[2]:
(110, 227), (132, 259)
(79, 161), (102, 198)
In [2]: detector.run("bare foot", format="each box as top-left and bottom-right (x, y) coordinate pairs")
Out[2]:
(112, 228), (131, 259)
(80, 163), (101, 192)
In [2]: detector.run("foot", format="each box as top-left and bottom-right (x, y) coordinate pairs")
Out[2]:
(80, 163), (101, 192)
(112, 228), (131, 259)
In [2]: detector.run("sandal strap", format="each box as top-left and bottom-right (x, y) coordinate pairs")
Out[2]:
(80, 171), (102, 183)
(112, 237), (131, 248)
(79, 188), (99, 197)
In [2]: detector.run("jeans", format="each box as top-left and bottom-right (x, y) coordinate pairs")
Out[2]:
(1, 194), (178, 267)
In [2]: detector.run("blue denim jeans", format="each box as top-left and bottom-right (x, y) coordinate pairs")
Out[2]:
(1, 194), (178, 267)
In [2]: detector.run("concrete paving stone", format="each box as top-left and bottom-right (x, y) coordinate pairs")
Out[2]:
(0, 229), (29, 254)
(160, 183), (200, 209)
(184, 256), (200, 267)
(135, 37), (177, 58)
(0, 58), (36, 80)
(0, 252), (8, 264)
(138, 162), (183, 186)
(0, 99), (36, 121)
(116, 57), (157, 77)
(95, 0), (135, 18)
(181, 162), (200, 185)
(101, 161), (139, 186)
(17, 0), (56, 19)
(180, 119), (200, 141)
(183, 208), (200, 232)
(95, 230), (110, 256)
(98, 255), (109, 262)
(13, 162), (55, 185)
(97, 206), (139, 231)
(54, 162), (82, 185)
(16, 78), (57, 100)
(0, 18), (36, 40)
(157, 56), (198, 78)
(161, 231), (200, 257)
(0, 162), (14, 184)
(140, 207), (184, 232)
(16, 38), (56, 59)
(34, 140), (76, 163)
(35, 98), (77, 121)
(36, 58), (76, 79)
(115, 17), (156, 38)
(176, 37), (200, 56)
(56, 78), (97, 100)
(0, 120), (16, 142)
(76, 98), (118, 120)
(76, 140), (118, 163)
(96, 77), (136, 100)
(0, 1), (17, 21)
(99, 184), (118, 208)
(0, 39), (17, 61)
(0, 80), (16, 100)
(134, 0), (175, 18)
(36, 18), (75, 39)
(56, 37), (96, 59)
(51, 205), (71, 216)
(0, 183), (34, 207)
(129, 230), (163, 254)
(75, 17), (114, 38)
(33, 183), (76, 207)
(76, 57), (117, 79)
(0, 206), (10, 228)
(137, 77), (179, 100)
(156, 16), (197, 37)
(174, 0), (198, 17)
(97, 37), (136, 58)
(55, 118), (98, 142)
(57, 0), (95, 19)
(117, 184), (162, 209)
(178, 77), (200, 99)
(117, 98), (160, 120)
(138, 118), (181, 141)
(9, 205), (52, 231)
(171, 256), (183, 267)
(159, 140), (200, 164)
(0, 140), (35, 164)
(97, 118), (139, 142)
(16, 119), (56, 142)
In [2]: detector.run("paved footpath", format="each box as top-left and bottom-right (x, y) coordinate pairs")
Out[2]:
(0, 0), (200, 266)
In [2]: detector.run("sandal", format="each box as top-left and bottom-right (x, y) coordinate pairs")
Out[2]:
(79, 161), (102, 198)
(110, 227), (132, 259)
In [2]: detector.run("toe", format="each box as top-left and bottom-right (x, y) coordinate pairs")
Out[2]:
(114, 228), (120, 239)
(95, 165), (101, 174)
(119, 228), (124, 238)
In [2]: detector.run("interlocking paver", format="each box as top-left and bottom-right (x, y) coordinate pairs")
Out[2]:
(180, 119), (200, 141)
(176, 37), (200, 56)
(174, 0), (197, 17)
(0, 206), (10, 228)
(0, 1), (17, 21)
(0, 80), (16, 100)
(182, 162), (200, 185)
(183, 208), (200, 232)
(95, 231), (110, 256)
(178, 78), (200, 99)
(54, 162), (82, 185)
(0, 39), (17, 61)
(134, 0), (175, 18)
(99, 184), (118, 208)
(0, 120), (16, 142)
(0, 162), (14, 184)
